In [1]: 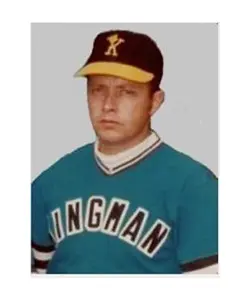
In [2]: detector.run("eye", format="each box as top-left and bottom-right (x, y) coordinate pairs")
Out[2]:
(89, 86), (106, 96)
(120, 89), (137, 96)
(91, 87), (102, 93)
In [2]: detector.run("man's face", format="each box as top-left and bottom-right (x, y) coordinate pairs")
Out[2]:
(87, 75), (160, 145)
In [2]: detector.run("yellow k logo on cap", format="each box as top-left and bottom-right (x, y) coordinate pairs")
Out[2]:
(104, 34), (125, 57)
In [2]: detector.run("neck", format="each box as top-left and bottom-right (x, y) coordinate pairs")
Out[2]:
(98, 127), (152, 155)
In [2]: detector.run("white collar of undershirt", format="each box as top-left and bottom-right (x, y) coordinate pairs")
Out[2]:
(94, 130), (162, 175)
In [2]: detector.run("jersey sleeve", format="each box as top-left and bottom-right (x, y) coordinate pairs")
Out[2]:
(31, 178), (55, 273)
(176, 164), (218, 268)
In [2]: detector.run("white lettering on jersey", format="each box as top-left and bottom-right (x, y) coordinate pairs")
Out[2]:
(85, 196), (106, 232)
(137, 219), (171, 258)
(51, 208), (65, 243)
(66, 198), (84, 236)
(101, 197), (129, 236)
(49, 196), (172, 258)
(119, 208), (149, 246)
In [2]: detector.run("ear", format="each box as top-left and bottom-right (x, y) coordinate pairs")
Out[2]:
(149, 90), (165, 116)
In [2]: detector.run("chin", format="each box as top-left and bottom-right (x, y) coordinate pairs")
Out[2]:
(97, 129), (126, 144)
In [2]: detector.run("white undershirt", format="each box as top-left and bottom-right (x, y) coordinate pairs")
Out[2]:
(95, 130), (160, 170)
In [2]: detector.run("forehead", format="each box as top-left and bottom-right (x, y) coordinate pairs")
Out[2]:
(87, 75), (145, 88)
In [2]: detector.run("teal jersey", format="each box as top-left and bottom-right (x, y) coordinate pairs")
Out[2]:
(31, 142), (218, 274)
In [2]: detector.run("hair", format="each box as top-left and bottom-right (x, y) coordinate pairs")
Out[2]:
(149, 79), (160, 96)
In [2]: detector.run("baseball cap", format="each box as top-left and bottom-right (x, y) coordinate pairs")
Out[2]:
(74, 30), (164, 87)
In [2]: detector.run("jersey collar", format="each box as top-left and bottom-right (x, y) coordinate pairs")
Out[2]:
(94, 130), (162, 175)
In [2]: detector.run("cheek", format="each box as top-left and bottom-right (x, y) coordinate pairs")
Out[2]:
(88, 99), (102, 120)
(119, 99), (150, 124)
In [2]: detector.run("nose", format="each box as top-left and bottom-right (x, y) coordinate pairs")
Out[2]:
(102, 92), (117, 112)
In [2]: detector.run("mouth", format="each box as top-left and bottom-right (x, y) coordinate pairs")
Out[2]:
(98, 119), (121, 130)
(100, 119), (119, 124)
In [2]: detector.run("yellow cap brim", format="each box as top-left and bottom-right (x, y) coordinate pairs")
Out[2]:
(74, 62), (154, 83)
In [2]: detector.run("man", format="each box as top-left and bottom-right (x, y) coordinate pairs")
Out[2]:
(31, 30), (218, 274)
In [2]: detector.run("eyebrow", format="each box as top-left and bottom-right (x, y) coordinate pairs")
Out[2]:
(115, 84), (139, 90)
(88, 83), (106, 88)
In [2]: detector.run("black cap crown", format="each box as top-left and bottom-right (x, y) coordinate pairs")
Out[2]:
(75, 30), (164, 87)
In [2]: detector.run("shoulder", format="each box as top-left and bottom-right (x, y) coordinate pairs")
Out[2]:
(32, 143), (94, 188)
(157, 142), (217, 178)
(152, 142), (217, 193)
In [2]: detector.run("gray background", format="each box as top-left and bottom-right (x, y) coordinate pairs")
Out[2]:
(31, 23), (218, 180)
